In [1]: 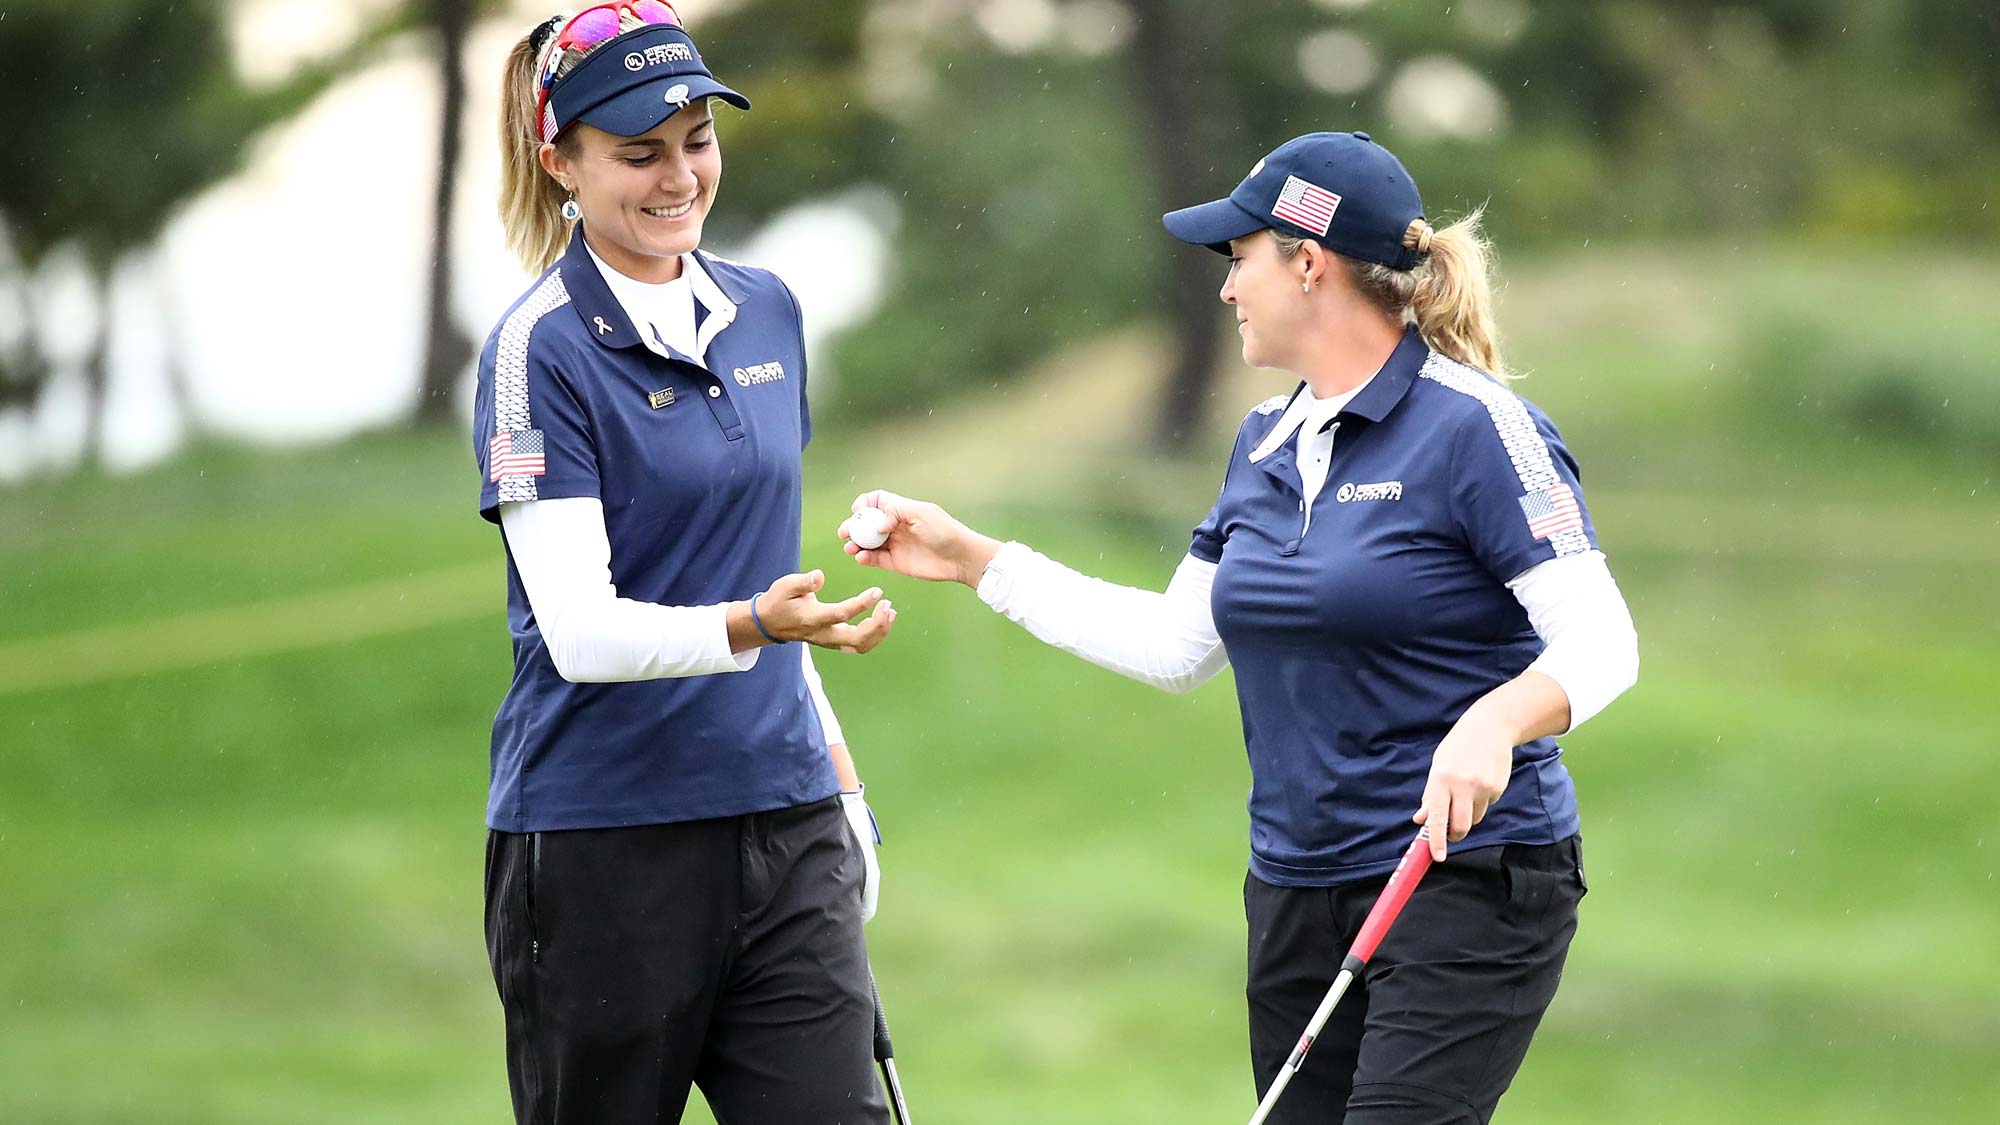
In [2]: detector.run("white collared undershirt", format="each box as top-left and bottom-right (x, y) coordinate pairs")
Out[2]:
(585, 240), (701, 358)
(1295, 379), (1368, 510)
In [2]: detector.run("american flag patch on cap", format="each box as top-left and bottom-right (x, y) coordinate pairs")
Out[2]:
(489, 428), (547, 481)
(1272, 175), (1341, 236)
(1518, 483), (1583, 541)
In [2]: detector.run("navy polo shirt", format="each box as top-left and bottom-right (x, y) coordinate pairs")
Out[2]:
(470, 227), (835, 832)
(1195, 327), (1593, 886)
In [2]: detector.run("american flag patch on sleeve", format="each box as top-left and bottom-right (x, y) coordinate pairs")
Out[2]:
(1518, 483), (1583, 541)
(489, 428), (547, 481)
(1272, 175), (1341, 236)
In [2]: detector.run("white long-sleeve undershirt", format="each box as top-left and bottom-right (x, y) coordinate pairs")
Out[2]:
(1505, 552), (1640, 729)
(976, 548), (1229, 695)
(499, 497), (757, 682)
(975, 542), (1638, 732)
(496, 498), (847, 744)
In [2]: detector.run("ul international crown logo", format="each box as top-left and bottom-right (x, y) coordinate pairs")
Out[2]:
(733, 361), (786, 387)
(626, 43), (694, 71)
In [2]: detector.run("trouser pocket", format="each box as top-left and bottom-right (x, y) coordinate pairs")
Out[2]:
(525, 832), (542, 964)
(484, 829), (548, 1122)
(1497, 836), (1585, 927)
(484, 831), (541, 993)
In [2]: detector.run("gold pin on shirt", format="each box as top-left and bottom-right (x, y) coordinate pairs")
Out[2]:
(648, 387), (676, 410)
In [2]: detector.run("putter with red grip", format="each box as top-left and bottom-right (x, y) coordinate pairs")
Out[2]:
(1245, 830), (1437, 1125)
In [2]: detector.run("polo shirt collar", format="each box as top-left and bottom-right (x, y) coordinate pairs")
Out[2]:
(1250, 383), (1349, 464)
(1339, 324), (1427, 423)
(682, 250), (738, 358)
(558, 226), (750, 352)
(559, 227), (641, 349)
(1245, 325), (1428, 464)
(687, 248), (747, 305)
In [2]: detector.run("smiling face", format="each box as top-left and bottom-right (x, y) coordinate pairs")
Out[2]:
(542, 100), (719, 283)
(1220, 230), (1317, 370)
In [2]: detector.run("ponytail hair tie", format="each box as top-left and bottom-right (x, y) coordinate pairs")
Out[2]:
(1404, 218), (1434, 255)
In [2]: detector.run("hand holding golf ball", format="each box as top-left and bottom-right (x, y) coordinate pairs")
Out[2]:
(843, 490), (1005, 587)
(840, 506), (894, 550)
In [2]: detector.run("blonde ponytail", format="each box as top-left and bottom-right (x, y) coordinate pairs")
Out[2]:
(1405, 209), (1505, 377)
(1275, 206), (1510, 378)
(498, 29), (573, 274)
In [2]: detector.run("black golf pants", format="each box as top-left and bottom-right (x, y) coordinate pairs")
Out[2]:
(485, 796), (889, 1125)
(1246, 836), (1586, 1124)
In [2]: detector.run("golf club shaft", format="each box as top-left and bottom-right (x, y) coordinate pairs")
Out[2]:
(1246, 967), (1357, 1125)
(870, 971), (912, 1125)
(1245, 831), (1436, 1125)
(881, 1057), (911, 1125)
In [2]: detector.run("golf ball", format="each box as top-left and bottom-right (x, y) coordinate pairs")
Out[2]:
(844, 507), (893, 550)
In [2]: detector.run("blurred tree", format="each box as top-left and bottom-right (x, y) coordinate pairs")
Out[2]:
(664, 0), (882, 230)
(693, 0), (1257, 452)
(9, 0), (1994, 471)
(1918, 0), (2000, 126)
(0, 0), (417, 464)
(1129, 0), (1234, 448)
(415, 0), (481, 425)
(807, 0), (1995, 446)
(0, 237), (32, 412)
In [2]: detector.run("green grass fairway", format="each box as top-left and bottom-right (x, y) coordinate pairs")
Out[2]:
(2, 245), (1995, 1122)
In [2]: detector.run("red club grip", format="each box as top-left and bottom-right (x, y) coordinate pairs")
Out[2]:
(1347, 832), (1436, 965)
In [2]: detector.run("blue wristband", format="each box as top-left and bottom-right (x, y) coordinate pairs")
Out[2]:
(749, 594), (783, 645)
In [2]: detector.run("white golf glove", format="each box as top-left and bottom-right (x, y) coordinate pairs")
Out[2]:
(840, 785), (881, 923)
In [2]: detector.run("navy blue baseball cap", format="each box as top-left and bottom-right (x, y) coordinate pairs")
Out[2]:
(541, 23), (749, 144)
(1163, 132), (1427, 270)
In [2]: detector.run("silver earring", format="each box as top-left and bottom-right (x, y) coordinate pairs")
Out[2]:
(1302, 280), (1312, 293)
(560, 195), (581, 222)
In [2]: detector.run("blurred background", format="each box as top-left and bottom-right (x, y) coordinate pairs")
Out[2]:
(2, 0), (1995, 1121)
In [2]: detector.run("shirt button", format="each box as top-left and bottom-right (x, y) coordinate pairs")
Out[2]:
(707, 385), (722, 398)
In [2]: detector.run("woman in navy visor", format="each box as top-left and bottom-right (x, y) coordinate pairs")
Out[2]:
(846, 131), (1639, 1123)
(475, 5), (896, 1121)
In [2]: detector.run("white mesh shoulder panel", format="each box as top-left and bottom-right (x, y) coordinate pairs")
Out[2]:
(493, 271), (573, 503)
(1418, 354), (1592, 558)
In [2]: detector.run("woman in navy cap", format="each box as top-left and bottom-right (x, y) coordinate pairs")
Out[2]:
(845, 131), (1639, 1122)
(476, 5), (896, 1122)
